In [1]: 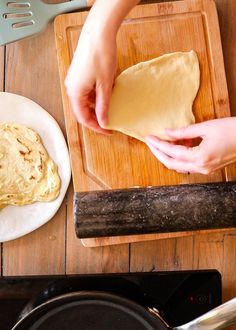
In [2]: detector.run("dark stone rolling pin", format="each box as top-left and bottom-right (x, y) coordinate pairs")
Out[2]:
(74, 182), (236, 238)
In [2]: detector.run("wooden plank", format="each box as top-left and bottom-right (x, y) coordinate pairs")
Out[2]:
(82, 228), (232, 247)
(222, 234), (236, 302)
(216, 0), (236, 116)
(130, 236), (194, 272)
(3, 2), (67, 275)
(3, 208), (66, 276)
(221, 233), (236, 330)
(66, 184), (129, 274)
(215, 0), (236, 182)
(4, 31), (66, 133)
(193, 232), (224, 271)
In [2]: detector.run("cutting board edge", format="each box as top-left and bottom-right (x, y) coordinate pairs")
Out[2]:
(54, 0), (231, 247)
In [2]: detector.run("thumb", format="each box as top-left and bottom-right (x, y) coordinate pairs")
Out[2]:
(95, 82), (112, 127)
(166, 123), (206, 140)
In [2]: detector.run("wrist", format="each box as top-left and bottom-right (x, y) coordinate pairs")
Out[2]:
(83, 19), (117, 44)
(84, 0), (140, 38)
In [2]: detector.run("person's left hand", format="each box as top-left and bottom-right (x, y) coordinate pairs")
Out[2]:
(146, 117), (236, 175)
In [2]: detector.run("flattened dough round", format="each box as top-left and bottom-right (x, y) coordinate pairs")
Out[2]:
(0, 123), (61, 208)
(103, 51), (200, 141)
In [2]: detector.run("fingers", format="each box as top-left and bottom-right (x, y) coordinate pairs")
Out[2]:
(145, 124), (209, 174)
(65, 70), (113, 134)
(146, 136), (219, 175)
(95, 81), (112, 127)
(146, 136), (198, 162)
(145, 134), (214, 174)
(67, 86), (111, 135)
(147, 143), (198, 173)
(165, 123), (206, 140)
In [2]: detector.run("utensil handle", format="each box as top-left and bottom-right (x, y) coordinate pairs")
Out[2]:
(175, 298), (236, 330)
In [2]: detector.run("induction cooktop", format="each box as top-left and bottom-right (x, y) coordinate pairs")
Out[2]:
(0, 270), (221, 330)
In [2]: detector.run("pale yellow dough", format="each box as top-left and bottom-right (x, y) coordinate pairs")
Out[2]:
(0, 123), (61, 209)
(103, 51), (200, 141)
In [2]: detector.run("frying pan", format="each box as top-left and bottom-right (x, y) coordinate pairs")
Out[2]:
(12, 291), (236, 330)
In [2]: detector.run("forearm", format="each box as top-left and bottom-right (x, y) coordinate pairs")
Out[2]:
(84, 0), (140, 36)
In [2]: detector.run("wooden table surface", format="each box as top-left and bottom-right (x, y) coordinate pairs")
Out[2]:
(0, 0), (236, 325)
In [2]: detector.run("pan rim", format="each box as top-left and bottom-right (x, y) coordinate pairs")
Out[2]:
(12, 290), (166, 330)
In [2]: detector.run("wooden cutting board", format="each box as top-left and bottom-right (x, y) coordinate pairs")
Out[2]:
(54, 0), (230, 247)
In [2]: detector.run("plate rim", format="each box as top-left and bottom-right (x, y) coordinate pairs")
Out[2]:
(0, 92), (71, 242)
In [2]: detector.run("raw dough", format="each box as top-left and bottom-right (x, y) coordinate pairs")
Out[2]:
(103, 51), (200, 141)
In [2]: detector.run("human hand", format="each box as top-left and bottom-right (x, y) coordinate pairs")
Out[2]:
(146, 117), (236, 175)
(65, 0), (140, 134)
(65, 26), (117, 134)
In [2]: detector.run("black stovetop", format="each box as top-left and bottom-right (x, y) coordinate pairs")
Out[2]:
(0, 270), (221, 330)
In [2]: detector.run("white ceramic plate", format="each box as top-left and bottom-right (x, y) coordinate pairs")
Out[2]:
(0, 92), (71, 242)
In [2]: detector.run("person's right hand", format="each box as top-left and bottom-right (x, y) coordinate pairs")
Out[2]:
(65, 26), (117, 134)
(146, 117), (236, 175)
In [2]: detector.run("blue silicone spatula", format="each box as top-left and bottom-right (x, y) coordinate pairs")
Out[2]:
(0, 0), (93, 46)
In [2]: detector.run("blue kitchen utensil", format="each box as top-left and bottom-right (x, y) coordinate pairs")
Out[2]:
(0, 0), (92, 46)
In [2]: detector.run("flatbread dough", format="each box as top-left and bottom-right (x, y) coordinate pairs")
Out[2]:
(0, 123), (61, 209)
(103, 51), (200, 141)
